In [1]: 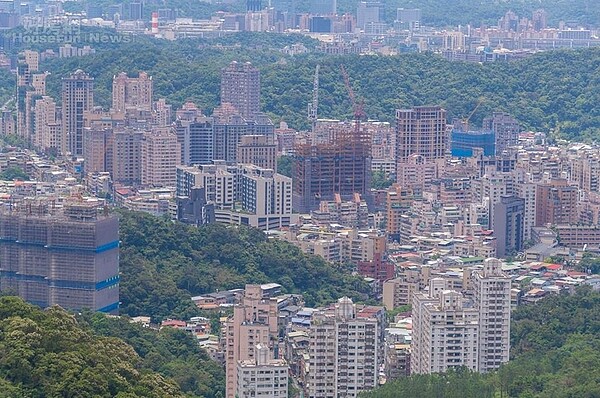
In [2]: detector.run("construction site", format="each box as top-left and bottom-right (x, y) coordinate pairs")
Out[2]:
(0, 198), (119, 313)
(292, 65), (373, 213)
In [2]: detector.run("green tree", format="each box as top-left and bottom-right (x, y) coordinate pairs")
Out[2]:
(0, 166), (29, 181)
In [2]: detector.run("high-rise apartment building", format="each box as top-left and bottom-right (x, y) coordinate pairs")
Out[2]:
(471, 258), (512, 372)
(411, 258), (511, 375)
(0, 200), (119, 313)
(515, 180), (537, 241)
(129, 1), (143, 20)
(224, 284), (279, 398)
(395, 106), (449, 165)
(141, 128), (181, 187)
(220, 61), (261, 120)
(535, 179), (578, 227)
(532, 9), (548, 31)
(214, 112), (275, 162)
(16, 50), (39, 138)
(306, 298), (385, 398)
(153, 98), (172, 127)
(493, 195), (525, 258)
(33, 96), (62, 154)
(309, 0), (336, 15)
(483, 112), (520, 155)
(411, 281), (479, 374)
(236, 344), (289, 398)
(176, 117), (214, 165)
(17, 50), (50, 144)
(112, 71), (153, 113)
(237, 134), (277, 170)
(396, 8), (421, 30)
(62, 70), (94, 156)
(112, 128), (144, 185)
(83, 128), (113, 174)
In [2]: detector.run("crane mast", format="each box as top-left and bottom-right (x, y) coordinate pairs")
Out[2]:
(307, 64), (320, 132)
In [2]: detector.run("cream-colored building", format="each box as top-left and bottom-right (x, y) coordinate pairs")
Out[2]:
(236, 344), (288, 398)
(224, 285), (279, 398)
(141, 128), (181, 187)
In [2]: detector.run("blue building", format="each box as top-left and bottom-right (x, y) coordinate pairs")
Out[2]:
(0, 201), (119, 313)
(451, 130), (495, 157)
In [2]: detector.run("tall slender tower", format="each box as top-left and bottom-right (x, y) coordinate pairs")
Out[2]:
(220, 61), (261, 120)
(472, 258), (512, 372)
(62, 70), (94, 156)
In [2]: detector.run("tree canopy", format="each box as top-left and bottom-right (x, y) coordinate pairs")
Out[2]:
(0, 296), (188, 397)
(117, 210), (372, 320)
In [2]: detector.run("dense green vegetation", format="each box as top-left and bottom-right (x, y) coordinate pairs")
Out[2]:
(118, 210), (371, 320)
(27, 36), (600, 141)
(80, 312), (225, 398)
(0, 166), (30, 181)
(277, 155), (293, 177)
(0, 296), (187, 397)
(371, 171), (394, 190)
(361, 287), (600, 398)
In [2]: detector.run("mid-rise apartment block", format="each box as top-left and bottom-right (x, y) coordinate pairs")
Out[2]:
(0, 200), (119, 313)
(535, 179), (578, 226)
(237, 134), (277, 170)
(236, 344), (289, 398)
(177, 162), (295, 230)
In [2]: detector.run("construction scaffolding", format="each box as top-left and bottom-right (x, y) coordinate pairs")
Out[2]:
(293, 120), (372, 213)
(0, 198), (119, 313)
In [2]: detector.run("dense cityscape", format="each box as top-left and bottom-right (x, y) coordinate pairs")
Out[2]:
(0, 0), (599, 397)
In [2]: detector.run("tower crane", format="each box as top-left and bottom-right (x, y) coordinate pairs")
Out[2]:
(462, 96), (485, 130)
(307, 64), (320, 132)
(339, 64), (365, 134)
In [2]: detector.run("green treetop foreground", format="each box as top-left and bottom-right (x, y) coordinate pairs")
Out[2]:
(0, 296), (188, 398)
(360, 286), (600, 398)
(0, 296), (225, 398)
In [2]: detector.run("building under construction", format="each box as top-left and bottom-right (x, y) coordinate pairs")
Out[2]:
(293, 120), (372, 213)
(0, 199), (119, 313)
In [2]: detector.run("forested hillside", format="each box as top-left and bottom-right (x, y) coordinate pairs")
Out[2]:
(360, 287), (600, 398)
(0, 296), (188, 397)
(31, 38), (600, 141)
(117, 210), (371, 320)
